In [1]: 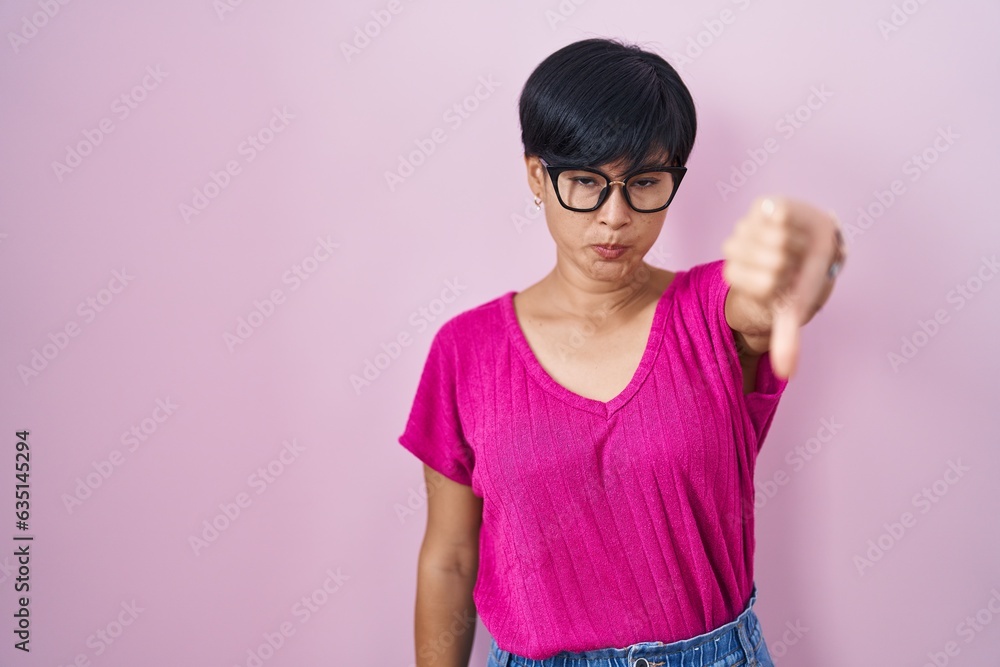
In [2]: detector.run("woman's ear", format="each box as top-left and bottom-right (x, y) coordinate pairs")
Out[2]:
(524, 154), (545, 200)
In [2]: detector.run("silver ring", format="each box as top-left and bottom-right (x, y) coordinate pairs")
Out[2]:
(827, 225), (845, 280)
(828, 260), (842, 280)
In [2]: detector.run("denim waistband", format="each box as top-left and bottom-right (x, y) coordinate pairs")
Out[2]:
(490, 582), (764, 667)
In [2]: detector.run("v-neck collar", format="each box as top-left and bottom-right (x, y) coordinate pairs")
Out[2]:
(502, 271), (685, 419)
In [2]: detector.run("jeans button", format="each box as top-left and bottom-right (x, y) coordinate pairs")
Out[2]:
(634, 659), (650, 667)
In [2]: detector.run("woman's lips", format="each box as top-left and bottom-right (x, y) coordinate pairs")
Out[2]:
(591, 244), (628, 259)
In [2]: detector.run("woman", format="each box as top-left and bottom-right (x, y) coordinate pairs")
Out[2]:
(398, 37), (845, 667)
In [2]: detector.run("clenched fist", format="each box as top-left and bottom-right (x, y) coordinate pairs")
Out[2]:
(721, 195), (846, 380)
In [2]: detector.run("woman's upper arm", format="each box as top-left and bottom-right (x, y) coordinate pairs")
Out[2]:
(419, 464), (483, 576)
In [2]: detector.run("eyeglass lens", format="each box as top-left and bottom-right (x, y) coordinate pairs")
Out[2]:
(555, 169), (676, 211)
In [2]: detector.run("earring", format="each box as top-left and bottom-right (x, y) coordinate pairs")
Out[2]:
(533, 195), (542, 210)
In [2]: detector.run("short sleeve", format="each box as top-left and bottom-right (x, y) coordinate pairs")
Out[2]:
(397, 320), (475, 486)
(692, 259), (790, 451)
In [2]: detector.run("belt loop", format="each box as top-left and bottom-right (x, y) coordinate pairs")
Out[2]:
(736, 617), (758, 667)
(498, 646), (511, 667)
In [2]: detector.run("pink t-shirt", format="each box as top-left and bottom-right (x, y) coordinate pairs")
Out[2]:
(397, 259), (789, 660)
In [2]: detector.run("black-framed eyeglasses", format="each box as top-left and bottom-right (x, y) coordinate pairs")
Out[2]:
(539, 157), (687, 213)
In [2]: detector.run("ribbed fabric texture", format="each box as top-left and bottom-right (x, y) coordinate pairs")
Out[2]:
(398, 259), (789, 660)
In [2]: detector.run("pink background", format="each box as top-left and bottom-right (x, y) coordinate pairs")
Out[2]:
(1, 1), (998, 665)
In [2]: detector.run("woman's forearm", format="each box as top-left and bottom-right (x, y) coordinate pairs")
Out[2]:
(414, 559), (478, 667)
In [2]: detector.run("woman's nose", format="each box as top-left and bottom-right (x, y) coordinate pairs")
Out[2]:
(599, 182), (633, 224)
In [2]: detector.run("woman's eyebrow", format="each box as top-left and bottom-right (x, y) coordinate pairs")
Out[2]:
(603, 161), (672, 178)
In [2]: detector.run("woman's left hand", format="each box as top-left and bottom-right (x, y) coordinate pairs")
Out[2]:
(721, 195), (845, 380)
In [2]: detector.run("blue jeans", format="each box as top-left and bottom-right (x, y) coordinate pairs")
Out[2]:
(487, 582), (774, 667)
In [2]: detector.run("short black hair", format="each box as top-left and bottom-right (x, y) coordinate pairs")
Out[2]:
(518, 37), (697, 173)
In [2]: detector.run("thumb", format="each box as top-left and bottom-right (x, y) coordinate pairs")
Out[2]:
(768, 294), (801, 380)
(767, 210), (837, 380)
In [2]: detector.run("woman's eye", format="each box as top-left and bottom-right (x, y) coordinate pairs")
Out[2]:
(572, 177), (598, 187)
(632, 178), (658, 188)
